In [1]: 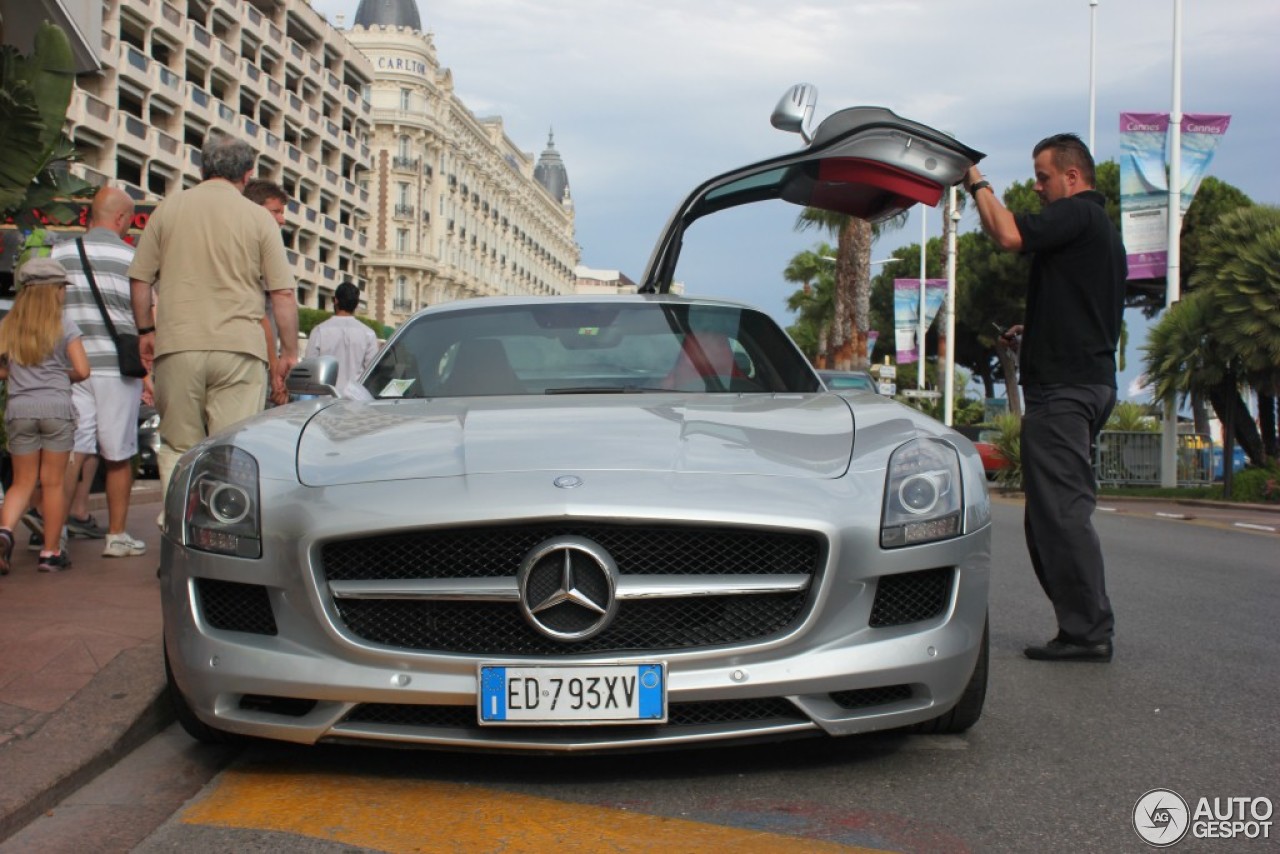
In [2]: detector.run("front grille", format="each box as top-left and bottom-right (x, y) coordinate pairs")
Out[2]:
(830, 685), (913, 709)
(323, 523), (822, 654)
(868, 567), (953, 627)
(342, 697), (806, 731)
(335, 594), (804, 655)
(196, 578), (277, 635)
(322, 523), (820, 581)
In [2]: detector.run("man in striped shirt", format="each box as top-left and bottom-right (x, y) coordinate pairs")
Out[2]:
(50, 186), (148, 558)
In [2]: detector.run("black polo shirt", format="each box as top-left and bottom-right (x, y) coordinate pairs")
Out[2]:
(1014, 190), (1127, 387)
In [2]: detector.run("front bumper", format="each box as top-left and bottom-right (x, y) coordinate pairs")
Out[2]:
(163, 524), (988, 751)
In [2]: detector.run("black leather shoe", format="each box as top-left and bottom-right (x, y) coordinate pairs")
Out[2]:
(1024, 638), (1113, 662)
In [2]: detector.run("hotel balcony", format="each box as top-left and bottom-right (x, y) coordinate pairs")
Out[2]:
(184, 81), (214, 124)
(119, 45), (151, 92)
(67, 89), (114, 143)
(185, 21), (213, 64)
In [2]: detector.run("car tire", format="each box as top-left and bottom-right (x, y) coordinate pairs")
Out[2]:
(909, 616), (988, 734)
(164, 642), (240, 745)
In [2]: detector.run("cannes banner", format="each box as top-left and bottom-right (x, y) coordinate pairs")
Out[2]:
(893, 279), (947, 364)
(1119, 112), (1231, 280)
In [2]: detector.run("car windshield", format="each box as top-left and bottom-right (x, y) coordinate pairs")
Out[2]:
(362, 301), (821, 398)
(820, 372), (875, 392)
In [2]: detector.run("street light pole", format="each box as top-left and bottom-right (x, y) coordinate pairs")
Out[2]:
(1160, 0), (1183, 487)
(918, 206), (927, 389)
(1089, 0), (1099, 153)
(943, 186), (960, 425)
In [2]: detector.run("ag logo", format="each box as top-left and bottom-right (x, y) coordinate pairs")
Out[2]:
(1133, 788), (1190, 847)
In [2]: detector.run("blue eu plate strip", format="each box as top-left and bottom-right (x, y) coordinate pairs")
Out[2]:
(481, 666), (507, 720)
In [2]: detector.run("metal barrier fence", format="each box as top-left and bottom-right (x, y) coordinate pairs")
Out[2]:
(1093, 431), (1214, 486)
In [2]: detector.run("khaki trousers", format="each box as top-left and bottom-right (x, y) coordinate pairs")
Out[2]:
(155, 350), (267, 500)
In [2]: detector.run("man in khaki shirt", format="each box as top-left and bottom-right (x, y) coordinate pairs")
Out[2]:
(129, 133), (299, 496)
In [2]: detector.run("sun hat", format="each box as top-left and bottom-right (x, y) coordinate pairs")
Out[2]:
(16, 257), (70, 287)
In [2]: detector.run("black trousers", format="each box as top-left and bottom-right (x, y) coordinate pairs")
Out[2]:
(1021, 384), (1117, 644)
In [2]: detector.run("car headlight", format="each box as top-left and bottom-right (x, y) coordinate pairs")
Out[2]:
(183, 446), (261, 558)
(881, 438), (964, 548)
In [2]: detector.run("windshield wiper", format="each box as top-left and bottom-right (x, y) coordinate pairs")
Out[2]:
(543, 386), (670, 395)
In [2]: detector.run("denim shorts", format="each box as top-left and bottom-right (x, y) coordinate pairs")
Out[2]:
(5, 416), (76, 455)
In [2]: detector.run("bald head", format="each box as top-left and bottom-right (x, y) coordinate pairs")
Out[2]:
(90, 186), (135, 238)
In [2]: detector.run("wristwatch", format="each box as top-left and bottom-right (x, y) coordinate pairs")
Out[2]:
(136, 325), (155, 335)
(968, 180), (991, 198)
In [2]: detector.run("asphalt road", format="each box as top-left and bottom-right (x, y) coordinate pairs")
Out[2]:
(9, 500), (1277, 853)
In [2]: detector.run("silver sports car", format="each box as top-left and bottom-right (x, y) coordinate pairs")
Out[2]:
(162, 86), (992, 751)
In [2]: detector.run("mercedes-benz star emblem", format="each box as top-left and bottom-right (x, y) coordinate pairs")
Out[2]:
(517, 536), (618, 641)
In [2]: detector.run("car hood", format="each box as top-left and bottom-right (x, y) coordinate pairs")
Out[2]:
(295, 395), (854, 487)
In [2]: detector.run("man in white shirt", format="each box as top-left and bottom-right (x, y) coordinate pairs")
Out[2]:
(306, 281), (379, 393)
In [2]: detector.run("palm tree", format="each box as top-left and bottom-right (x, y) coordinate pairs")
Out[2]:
(795, 210), (908, 370)
(1144, 289), (1266, 468)
(1189, 205), (1280, 460)
(783, 243), (836, 365)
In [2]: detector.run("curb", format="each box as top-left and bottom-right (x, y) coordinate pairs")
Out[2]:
(991, 491), (1280, 514)
(0, 642), (173, 843)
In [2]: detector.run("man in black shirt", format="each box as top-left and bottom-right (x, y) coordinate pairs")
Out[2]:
(964, 133), (1127, 663)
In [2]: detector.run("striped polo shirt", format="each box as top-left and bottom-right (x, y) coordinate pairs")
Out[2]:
(50, 227), (137, 377)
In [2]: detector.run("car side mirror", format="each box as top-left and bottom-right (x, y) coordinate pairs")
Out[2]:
(770, 83), (818, 144)
(287, 355), (339, 399)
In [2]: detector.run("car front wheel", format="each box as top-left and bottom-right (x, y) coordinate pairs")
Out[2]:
(909, 616), (988, 734)
(164, 642), (240, 745)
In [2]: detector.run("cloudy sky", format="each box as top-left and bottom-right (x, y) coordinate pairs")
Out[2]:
(311, 0), (1278, 400)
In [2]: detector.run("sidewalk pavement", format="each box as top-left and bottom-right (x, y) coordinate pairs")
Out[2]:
(0, 480), (169, 843)
(0, 484), (1274, 843)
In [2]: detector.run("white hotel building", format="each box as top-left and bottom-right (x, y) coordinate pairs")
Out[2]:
(44, 0), (577, 325)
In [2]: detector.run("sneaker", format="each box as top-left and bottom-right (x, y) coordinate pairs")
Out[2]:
(103, 532), (147, 557)
(21, 509), (43, 536)
(29, 529), (67, 553)
(0, 529), (12, 575)
(67, 513), (108, 539)
(37, 551), (73, 573)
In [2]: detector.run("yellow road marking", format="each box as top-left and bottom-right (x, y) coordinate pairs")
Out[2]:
(181, 768), (893, 853)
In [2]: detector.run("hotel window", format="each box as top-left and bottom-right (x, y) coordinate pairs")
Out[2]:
(395, 229), (408, 252)
(399, 88), (411, 111)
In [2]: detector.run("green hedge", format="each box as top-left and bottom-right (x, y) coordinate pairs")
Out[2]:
(298, 307), (385, 339)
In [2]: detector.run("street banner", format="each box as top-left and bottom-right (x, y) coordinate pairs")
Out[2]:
(1119, 112), (1231, 280)
(866, 330), (878, 362)
(893, 279), (946, 364)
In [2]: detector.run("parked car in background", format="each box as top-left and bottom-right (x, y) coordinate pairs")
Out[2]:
(954, 425), (1009, 481)
(816, 369), (877, 393)
(160, 86), (992, 752)
(137, 404), (159, 478)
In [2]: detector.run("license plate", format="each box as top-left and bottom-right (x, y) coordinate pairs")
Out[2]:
(478, 663), (666, 725)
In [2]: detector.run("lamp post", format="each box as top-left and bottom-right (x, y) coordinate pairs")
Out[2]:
(1088, 0), (1099, 153)
(1160, 0), (1183, 487)
(943, 187), (961, 426)
(918, 207), (928, 390)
